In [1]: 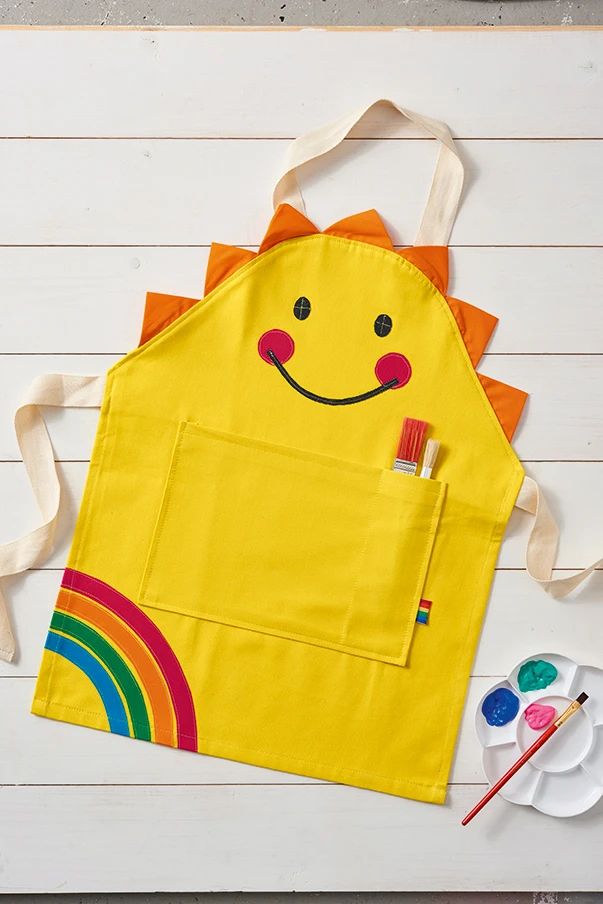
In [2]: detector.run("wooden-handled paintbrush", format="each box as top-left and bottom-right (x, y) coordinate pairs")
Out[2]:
(420, 439), (440, 479)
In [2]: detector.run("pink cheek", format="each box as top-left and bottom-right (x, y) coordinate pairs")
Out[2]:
(375, 353), (412, 389)
(258, 329), (295, 364)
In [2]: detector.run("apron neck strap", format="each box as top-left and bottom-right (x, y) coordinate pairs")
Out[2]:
(273, 98), (465, 247)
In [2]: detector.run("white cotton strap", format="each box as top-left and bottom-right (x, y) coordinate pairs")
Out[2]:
(515, 475), (602, 597)
(273, 98), (465, 247)
(0, 373), (105, 662)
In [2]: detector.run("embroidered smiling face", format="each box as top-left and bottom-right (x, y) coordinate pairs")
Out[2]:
(210, 205), (449, 411)
(256, 298), (412, 406)
(250, 270), (420, 415)
(138, 203), (526, 457)
(195, 204), (505, 431)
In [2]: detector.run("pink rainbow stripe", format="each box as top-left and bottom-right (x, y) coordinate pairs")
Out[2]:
(62, 568), (197, 751)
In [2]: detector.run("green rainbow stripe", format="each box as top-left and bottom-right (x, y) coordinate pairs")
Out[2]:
(50, 610), (151, 741)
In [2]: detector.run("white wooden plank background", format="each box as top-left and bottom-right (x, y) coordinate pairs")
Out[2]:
(2, 139), (602, 246)
(0, 30), (601, 137)
(0, 27), (602, 894)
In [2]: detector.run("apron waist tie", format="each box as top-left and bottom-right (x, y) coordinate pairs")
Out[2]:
(515, 474), (602, 597)
(0, 373), (104, 662)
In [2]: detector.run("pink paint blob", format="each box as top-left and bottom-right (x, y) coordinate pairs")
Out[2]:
(258, 329), (295, 365)
(524, 702), (557, 731)
(374, 353), (412, 389)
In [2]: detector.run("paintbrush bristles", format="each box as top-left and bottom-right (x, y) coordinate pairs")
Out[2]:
(397, 418), (428, 464)
(419, 437), (440, 479)
(422, 439), (440, 471)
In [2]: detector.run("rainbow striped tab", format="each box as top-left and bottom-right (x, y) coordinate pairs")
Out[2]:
(416, 598), (432, 625)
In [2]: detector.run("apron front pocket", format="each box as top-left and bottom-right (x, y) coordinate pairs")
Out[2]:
(139, 423), (446, 666)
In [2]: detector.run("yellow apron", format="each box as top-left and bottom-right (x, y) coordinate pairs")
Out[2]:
(3, 101), (599, 803)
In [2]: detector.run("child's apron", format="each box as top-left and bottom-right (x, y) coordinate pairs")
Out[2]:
(1, 100), (600, 803)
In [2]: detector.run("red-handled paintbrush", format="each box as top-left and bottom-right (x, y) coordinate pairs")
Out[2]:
(393, 418), (428, 475)
(462, 691), (589, 825)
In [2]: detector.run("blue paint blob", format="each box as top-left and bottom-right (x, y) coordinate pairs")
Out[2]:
(481, 687), (520, 727)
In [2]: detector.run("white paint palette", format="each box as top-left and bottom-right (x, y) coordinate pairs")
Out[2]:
(476, 654), (603, 817)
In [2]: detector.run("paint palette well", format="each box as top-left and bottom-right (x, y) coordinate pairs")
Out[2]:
(476, 654), (603, 817)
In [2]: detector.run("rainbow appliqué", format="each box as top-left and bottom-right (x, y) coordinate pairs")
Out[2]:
(44, 568), (198, 750)
(416, 599), (432, 626)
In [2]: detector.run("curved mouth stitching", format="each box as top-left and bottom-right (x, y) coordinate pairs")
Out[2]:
(267, 350), (399, 406)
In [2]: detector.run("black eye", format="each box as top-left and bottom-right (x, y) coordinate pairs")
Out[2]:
(294, 296), (311, 320)
(374, 313), (392, 337)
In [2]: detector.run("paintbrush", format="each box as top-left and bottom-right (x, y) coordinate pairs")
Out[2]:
(462, 691), (589, 826)
(420, 439), (440, 479)
(393, 418), (428, 475)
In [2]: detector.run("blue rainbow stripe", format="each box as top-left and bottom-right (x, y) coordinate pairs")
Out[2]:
(45, 630), (129, 736)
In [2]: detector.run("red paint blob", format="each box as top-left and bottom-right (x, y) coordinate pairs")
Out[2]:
(374, 353), (412, 389)
(258, 329), (295, 365)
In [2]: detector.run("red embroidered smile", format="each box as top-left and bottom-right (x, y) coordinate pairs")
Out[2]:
(258, 329), (412, 407)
